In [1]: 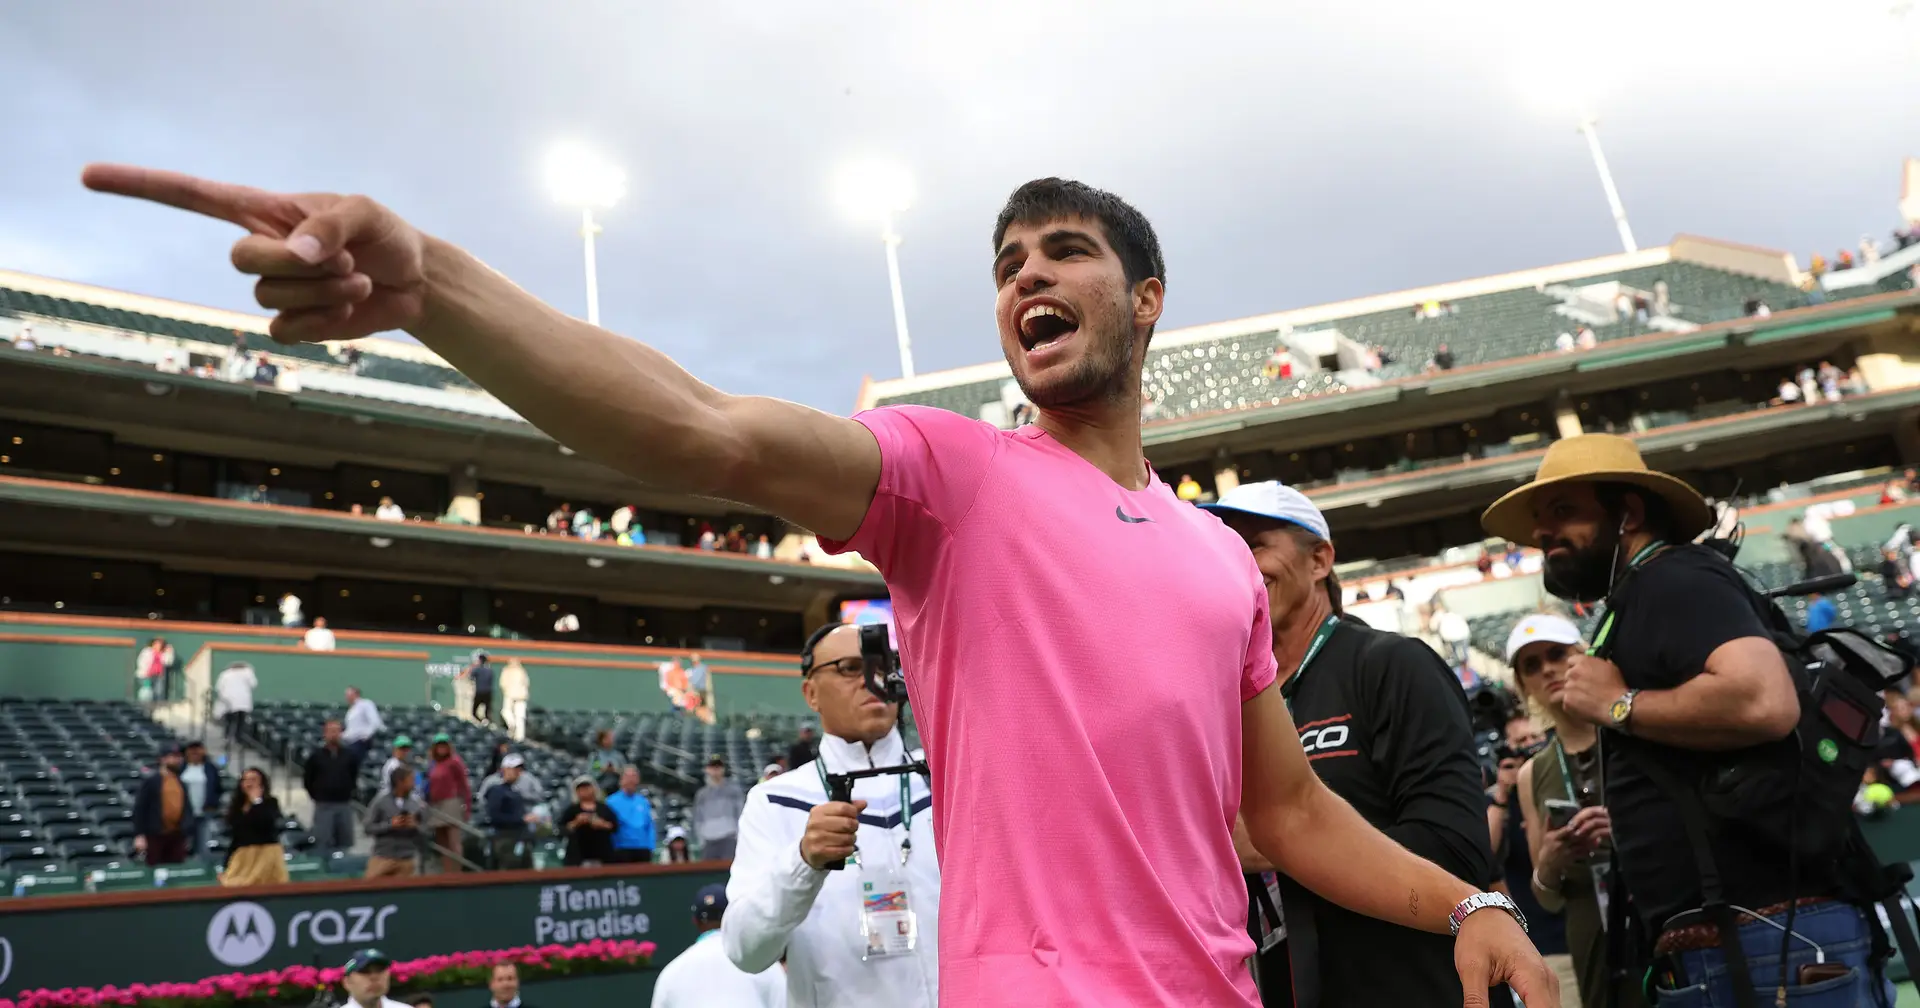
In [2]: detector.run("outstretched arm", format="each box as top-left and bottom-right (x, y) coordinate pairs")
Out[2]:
(1240, 685), (1557, 1008)
(81, 165), (879, 540)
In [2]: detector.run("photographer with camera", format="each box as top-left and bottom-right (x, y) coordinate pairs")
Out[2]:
(1504, 614), (1644, 1008)
(1483, 435), (1902, 1006)
(722, 623), (938, 1008)
(1208, 483), (1497, 1008)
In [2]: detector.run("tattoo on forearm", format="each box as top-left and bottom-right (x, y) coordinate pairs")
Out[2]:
(1408, 889), (1419, 917)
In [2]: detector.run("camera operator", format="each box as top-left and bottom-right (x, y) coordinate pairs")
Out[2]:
(1505, 614), (1644, 1008)
(722, 623), (937, 1008)
(1206, 483), (1496, 1008)
(1482, 435), (1893, 1005)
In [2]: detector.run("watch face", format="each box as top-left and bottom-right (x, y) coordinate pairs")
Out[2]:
(1609, 698), (1631, 723)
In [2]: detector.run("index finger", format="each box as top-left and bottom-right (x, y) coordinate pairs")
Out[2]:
(81, 163), (282, 233)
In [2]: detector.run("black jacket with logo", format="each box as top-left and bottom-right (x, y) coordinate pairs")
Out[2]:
(1277, 616), (1495, 1008)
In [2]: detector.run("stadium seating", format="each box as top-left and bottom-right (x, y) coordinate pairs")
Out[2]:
(0, 284), (474, 390)
(878, 262), (1804, 423)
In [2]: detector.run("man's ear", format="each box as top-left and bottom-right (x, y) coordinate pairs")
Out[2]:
(1313, 540), (1337, 582)
(1133, 276), (1165, 336)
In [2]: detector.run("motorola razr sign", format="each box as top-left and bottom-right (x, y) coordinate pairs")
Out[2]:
(0, 871), (721, 994)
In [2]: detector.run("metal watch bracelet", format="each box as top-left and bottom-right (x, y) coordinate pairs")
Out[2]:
(1448, 891), (1528, 937)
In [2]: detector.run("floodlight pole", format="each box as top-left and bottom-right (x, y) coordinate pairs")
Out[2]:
(580, 207), (603, 327)
(1578, 116), (1638, 254)
(881, 214), (915, 379)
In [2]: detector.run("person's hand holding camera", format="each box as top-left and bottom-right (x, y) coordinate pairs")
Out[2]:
(800, 799), (867, 870)
(1535, 806), (1611, 888)
(1492, 756), (1523, 806)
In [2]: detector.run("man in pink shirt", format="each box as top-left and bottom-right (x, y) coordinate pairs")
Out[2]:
(85, 165), (1556, 1007)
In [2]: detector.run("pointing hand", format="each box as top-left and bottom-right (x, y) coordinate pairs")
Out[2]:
(81, 164), (427, 344)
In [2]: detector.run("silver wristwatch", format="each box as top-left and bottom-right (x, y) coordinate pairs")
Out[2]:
(1448, 891), (1528, 937)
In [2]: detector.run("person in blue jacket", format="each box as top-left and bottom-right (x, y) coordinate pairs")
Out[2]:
(1804, 590), (1840, 633)
(604, 765), (657, 863)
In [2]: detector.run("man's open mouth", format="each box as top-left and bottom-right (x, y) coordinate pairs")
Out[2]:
(1019, 302), (1079, 351)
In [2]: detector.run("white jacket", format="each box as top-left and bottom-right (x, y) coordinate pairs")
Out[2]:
(653, 930), (786, 1008)
(722, 728), (939, 1008)
(213, 664), (257, 716)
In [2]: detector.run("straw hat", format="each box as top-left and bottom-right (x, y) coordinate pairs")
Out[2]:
(1480, 434), (1713, 546)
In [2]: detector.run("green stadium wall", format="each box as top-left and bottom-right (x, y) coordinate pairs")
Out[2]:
(0, 614), (812, 715)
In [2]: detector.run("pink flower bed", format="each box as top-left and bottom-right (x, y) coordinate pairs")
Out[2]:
(1, 939), (656, 1008)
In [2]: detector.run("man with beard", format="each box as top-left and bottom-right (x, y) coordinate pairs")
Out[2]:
(1482, 434), (1892, 1007)
(83, 165), (1552, 1008)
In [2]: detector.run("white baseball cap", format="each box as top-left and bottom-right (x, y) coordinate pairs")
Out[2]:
(1199, 481), (1331, 540)
(500, 753), (525, 769)
(1504, 614), (1584, 664)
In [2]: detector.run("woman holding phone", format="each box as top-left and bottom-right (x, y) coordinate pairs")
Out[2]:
(221, 767), (290, 887)
(1507, 614), (1646, 1008)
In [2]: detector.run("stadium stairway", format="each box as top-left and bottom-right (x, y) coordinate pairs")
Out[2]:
(146, 700), (338, 856)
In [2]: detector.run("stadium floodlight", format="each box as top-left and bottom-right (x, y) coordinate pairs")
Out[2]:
(1577, 116), (1638, 254)
(836, 158), (918, 379)
(545, 142), (627, 327)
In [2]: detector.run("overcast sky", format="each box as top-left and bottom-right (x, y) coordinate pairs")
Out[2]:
(5, 1), (1916, 412)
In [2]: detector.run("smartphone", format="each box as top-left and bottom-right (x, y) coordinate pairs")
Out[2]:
(1545, 799), (1580, 830)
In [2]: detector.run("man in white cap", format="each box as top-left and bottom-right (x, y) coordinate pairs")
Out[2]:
(1204, 481), (1498, 1008)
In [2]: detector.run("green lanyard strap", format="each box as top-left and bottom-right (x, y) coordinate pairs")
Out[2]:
(1589, 539), (1667, 653)
(1279, 615), (1343, 708)
(814, 747), (916, 864)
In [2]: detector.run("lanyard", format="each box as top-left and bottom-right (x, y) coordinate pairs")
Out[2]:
(1279, 615), (1343, 708)
(1589, 539), (1667, 653)
(815, 748), (915, 864)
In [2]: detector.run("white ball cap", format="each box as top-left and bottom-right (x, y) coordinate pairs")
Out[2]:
(1505, 614), (1584, 665)
(1199, 481), (1330, 541)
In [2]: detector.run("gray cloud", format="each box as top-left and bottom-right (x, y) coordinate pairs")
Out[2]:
(4, 0), (1915, 412)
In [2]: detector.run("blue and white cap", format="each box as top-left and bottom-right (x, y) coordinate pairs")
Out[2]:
(1199, 481), (1331, 540)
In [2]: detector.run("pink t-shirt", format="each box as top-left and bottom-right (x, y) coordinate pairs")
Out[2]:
(820, 406), (1277, 1007)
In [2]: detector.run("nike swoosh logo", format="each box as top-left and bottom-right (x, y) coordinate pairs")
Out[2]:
(1115, 506), (1154, 524)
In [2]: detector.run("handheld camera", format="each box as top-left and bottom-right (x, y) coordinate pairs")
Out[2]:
(820, 621), (923, 871)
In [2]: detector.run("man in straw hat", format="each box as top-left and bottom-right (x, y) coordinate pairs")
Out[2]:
(1482, 434), (1892, 1006)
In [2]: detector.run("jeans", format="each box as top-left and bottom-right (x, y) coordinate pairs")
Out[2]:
(471, 691), (493, 724)
(1651, 901), (1894, 1007)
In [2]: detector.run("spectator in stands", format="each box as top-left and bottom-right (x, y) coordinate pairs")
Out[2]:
(1881, 547), (1913, 601)
(759, 761), (785, 783)
(1798, 366), (1820, 405)
(365, 765), (423, 878)
(1574, 326), (1596, 351)
(1431, 342), (1456, 371)
(1882, 480), (1910, 506)
(1804, 590), (1839, 633)
(545, 502), (571, 534)
(180, 739), (224, 856)
(1802, 507), (1849, 572)
(610, 503), (634, 539)
(135, 637), (172, 704)
(381, 735), (415, 790)
(560, 775), (618, 866)
(279, 591), (305, 628)
(1774, 376), (1801, 405)
(694, 755), (747, 860)
(222, 767), (290, 887)
(213, 660), (257, 756)
(1554, 331), (1575, 354)
(484, 753), (537, 869)
(605, 765), (657, 864)
(588, 729), (625, 791)
(1436, 605), (1472, 667)
(1202, 482), (1495, 1008)
(1836, 249), (1855, 271)
(662, 825), (692, 863)
(1848, 366), (1870, 397)
(302, 616), (337, 651)
(500, 660), (531, 741)
(1475, 550), (1494, 577)
(426, 732), (472, 874)
(1744, 298), (1771, 318)
(1175, 473), (1203, 501)
(251, 351), (279, 385)
(342, 685), (383, 763)
(725, 526), (748, 552)
(1785, 517), (1844, 579)
(305, 718), (360, 855)
(1261, 347), (1294, 381)
(11, 323), (36, 351)
(698, 523), (718, 550)
(1818, 361), (1844, 402)
(786, 724), (818, 770)
(687, 653), (711, 698)
(754, 533), (774, 559)
(463, 650), (496, 725)
(1503, 615), (1639, 1008)
(485, 739), (512, 777)
(655, 883), (787, 1008)
(374, 496), (405, 521)
(133, 744), (196, 866)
